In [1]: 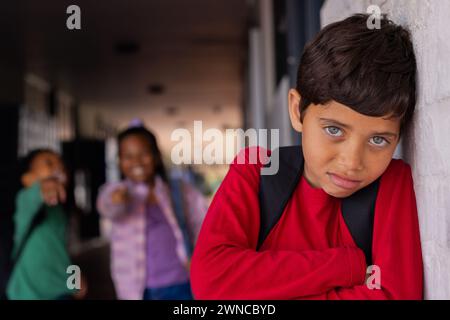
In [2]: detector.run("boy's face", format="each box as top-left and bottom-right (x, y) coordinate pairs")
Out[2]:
(288, 89), (401, 198)
(22, 152), (67, 187)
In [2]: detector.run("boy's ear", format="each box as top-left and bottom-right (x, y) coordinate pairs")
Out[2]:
(288, 89), (303, 133)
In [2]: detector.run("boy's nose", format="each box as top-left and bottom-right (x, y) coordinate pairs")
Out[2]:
(338, 144), (364, 172)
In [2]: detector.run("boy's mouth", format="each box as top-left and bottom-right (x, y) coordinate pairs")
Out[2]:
(327, 173), (362, 190)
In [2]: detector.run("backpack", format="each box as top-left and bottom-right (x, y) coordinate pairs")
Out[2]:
(0, 207), (46, 300)
(257, 145), (379, 265)
(169, 178), (195, 259)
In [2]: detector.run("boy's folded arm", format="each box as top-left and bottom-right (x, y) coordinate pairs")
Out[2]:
(96, 183), (128, 220)
(314, 162), (423, 300)
(321, 234), (422, 300)
(190, 157), (367, 300)
(191, 239), (366, 299)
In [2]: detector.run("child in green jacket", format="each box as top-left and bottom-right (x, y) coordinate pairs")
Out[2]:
(7, 149), (85, 300)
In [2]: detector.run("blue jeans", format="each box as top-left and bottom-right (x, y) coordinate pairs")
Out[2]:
(143, 282), (193, 300)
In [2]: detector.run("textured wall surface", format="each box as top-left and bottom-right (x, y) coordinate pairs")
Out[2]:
(321, 0), (450, 299)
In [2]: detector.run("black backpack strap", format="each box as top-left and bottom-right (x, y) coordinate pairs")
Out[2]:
(341, 179), (379, 265)
(258, 145), (379, 265)
(168, 178), (195, 258)
(257, 146), (303, 250)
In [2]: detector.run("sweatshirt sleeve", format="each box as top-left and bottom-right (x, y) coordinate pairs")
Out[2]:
(13, 183), (44, 250)
(190, 148), (367, 300)
(316, 161), (423, 300)
(96, 182), (129, 220)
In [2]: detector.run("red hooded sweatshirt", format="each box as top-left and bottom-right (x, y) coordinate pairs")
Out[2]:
(190, 148), (423, 300)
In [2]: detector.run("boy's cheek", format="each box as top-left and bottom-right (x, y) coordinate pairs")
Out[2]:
(303, 144), (333, 173)
(365, 153), (393, 177)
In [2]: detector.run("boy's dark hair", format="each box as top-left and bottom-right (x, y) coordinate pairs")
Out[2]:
(117, 126), (168, 182)
(297, 14), (417, 135)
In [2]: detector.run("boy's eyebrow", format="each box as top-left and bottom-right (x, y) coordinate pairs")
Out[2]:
(318, 118), (398, 138)
(319, 118), (352, 129)
(370, 131), (398, 138)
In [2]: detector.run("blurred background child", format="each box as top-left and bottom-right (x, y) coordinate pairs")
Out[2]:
(7, 149), (87, 300)
(97, 122), (207, 300)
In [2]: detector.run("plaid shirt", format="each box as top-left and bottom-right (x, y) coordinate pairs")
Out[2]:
(97, 176), (207, 300)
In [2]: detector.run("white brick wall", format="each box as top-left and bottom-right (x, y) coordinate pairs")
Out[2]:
(322, 0), (450, 299)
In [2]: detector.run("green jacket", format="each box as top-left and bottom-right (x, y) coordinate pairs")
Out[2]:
(7, 182), (76, 299)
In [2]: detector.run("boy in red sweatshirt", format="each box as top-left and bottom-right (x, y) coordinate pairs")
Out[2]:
(190, 14), (423, 300)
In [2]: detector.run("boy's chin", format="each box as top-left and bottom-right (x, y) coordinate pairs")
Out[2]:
(323, 184), (361, 198)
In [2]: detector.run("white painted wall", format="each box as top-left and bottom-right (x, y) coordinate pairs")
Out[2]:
(321, 0), (450, 300)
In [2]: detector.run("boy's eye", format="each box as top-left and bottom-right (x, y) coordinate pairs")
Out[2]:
(324, 126), (343, 137)
(369, 136), (389, 147)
